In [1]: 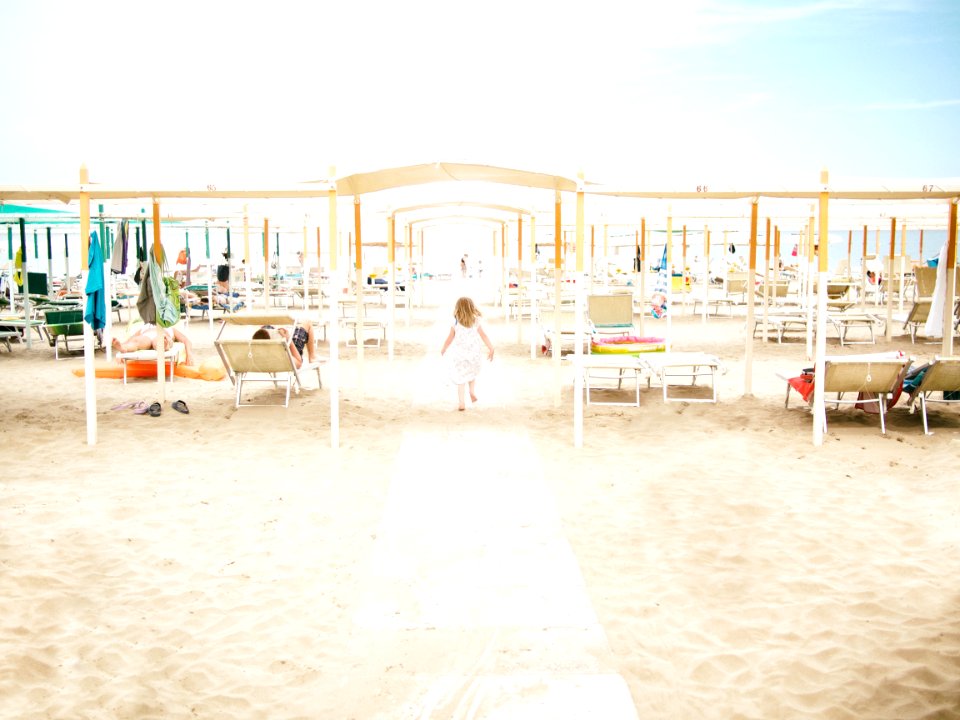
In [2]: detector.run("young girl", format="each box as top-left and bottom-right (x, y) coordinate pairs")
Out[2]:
(440, 296), (495, 411)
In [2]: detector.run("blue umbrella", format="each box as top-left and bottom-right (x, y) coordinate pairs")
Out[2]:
(84, 231), (106, 331)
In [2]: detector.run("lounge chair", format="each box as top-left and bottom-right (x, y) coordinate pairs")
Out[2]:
(781, 353), (912, 434)
(899, 299), (932, 343)
(587, 293), (635, 336)
(214, 312), (323, 408)
(41, 307), (89, 359)
(907, 356), (960, 434)
(640, 351), (725, 403)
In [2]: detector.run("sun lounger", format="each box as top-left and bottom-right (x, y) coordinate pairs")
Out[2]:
(906, 356), (960, 434)
(41, 308), (88, 359)
(215, 312), (324, 407)
(897, 299), (933, 343)
(575, 354), (646, 407)
(587, 294), (635, 336)
(115, 344), (183, 384)
(827, 310), (884, 346)
(640, 351), (725, 403)
(779, 352), (912, 434)
(0, 329), (20, 351)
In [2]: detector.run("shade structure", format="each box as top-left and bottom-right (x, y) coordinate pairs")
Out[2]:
(2, 163), (959, 450)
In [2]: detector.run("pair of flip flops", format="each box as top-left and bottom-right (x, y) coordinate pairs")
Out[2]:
(133, 401), (162, 417)
(112, 400), (188, 416)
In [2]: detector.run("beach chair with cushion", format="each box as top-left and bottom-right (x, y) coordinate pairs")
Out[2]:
(906, 356), (960, 434)
(214, 312), (324, 408)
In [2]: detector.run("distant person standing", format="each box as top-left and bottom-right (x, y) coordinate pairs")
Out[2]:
(461, 254), (468, 278)
(440, 296), (495, 411)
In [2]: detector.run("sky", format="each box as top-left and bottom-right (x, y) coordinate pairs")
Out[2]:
(1, 0), (958, 190)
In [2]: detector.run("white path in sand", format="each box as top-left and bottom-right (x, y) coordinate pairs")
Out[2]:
(353, 429), (637, 719)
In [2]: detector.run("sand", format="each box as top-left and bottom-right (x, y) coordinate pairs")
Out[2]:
(2, 279), (959, 720)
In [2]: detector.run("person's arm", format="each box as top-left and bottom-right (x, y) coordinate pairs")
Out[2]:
(172, 327), (196, 366)
(478, 325), (494, 361)
(440, 327), (455, 355)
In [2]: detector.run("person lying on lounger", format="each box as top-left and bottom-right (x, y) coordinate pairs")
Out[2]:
(112, 323), (196, 366)
(252, 323), (318, 369)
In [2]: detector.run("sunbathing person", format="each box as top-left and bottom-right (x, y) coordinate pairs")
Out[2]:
(252, 323), (317, 369)
(112, 323), (196, 366)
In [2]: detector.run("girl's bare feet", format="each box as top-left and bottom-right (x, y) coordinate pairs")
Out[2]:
(470, 393), (478, 403)
(458, 405), (465, 411)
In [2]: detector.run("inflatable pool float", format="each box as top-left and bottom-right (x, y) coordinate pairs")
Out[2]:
(590, 335), (665, 355)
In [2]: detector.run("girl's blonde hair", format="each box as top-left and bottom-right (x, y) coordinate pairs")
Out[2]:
(453, 296), (481, 328)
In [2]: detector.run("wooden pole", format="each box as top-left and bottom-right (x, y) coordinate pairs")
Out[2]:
(702, 224), (709, 324)
(942, 201), (957, 356)
(80, 165), (96, 445)
(744, 200), (758, 396)
(898, 220), (907, 312)
(762, 217), (770, 341)
(152, 201), (167, 397)
(517, 214), (524, 343)
(805, 208), (815, 360)
(813, 171), (830, 446)
(885, 217), (896, 341)
(529, 215), (538, 359)
(574, 172), (585, 449)
(553, 191), (562, 407)
(327, 169), (340, 449)
(354, 197), (364, 367)
(387, 214), (395, 360)
(861, 225), (868, 309)
(682, 224), (688, 313)
(263, 218), (270, 308)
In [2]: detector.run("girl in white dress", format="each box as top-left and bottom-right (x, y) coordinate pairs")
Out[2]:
(440, 296), (495, 411)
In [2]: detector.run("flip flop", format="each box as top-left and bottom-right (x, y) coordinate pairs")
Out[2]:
(146, 402), (162, 417)
(111, 401), (138, 411)
(132, 401), (149, 415)
(172, 400), (189, 414)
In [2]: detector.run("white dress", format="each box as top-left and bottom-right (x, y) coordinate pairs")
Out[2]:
(448, 320), (484, 384)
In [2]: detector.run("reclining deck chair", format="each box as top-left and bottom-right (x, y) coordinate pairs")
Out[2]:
(908, 356), (960, 434)
(784, 354), (912, 434)
(587, 293), (635, 337)
(215, 312), (323, 407)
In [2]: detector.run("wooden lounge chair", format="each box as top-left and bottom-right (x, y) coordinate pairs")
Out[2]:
(908, 356), (960, 434)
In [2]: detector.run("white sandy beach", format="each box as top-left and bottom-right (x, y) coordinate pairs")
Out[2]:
(2, 280), (959, 720)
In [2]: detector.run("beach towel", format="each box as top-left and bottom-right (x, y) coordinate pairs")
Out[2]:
(147, 245), (179, 328)
(84, 232), (107, 331)
(111, 220), (128, 275)
(650, 245), (668, 319)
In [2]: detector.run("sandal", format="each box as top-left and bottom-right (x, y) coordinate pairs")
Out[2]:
(172, 400), (189, 414)
(146, 402), (162, 417)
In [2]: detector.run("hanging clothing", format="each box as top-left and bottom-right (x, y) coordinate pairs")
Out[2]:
(650, 245), (669, 319)
(111, 220), (129, 275)
(924, 242), (949, 339)
(136, 261), (155, 323)
(84, 232), (107, 331)
(148, 244), (179, 327)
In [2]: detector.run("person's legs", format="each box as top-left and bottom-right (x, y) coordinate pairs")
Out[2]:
(112, 331), (154, 354)
(468, 379), (477, 403)
(304, 324), (317, 362)
(457, 383), (466, 411)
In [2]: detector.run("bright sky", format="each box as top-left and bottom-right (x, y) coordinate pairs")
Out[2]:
(1, 0), (958, 188)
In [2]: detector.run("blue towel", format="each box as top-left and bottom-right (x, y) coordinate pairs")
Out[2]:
(84, 232), (107, 331)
